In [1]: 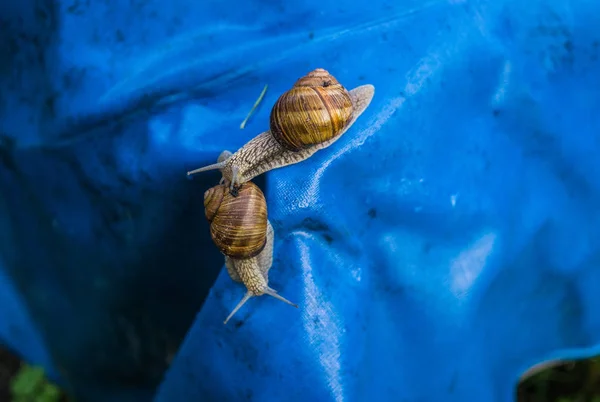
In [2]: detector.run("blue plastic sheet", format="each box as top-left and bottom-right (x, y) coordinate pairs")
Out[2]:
(2, 0), (600, 401)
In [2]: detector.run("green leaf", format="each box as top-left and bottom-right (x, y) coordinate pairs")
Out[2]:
(35, 383), (62, 402)
(38, 383), (62, 402)
(10, 365), (45, 396)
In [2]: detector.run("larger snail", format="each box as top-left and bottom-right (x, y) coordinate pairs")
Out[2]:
(187, 68), (375, 190)
(203, 166), (297, 324)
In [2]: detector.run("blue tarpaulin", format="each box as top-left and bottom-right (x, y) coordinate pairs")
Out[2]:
(1, 0), (600, 401)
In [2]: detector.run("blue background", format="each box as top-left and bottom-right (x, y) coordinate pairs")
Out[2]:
(1, 0), (600, 401)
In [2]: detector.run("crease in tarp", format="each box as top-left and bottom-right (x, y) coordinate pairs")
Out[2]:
(1, 0), (600, 401)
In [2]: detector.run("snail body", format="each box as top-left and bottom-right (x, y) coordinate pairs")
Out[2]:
(187, 68), (375, 190)
(204, 179), (297, 324)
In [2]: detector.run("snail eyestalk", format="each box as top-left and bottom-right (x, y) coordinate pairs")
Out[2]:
(217, 150), (233, 163)
(187, 161), (227, 176)
(240, 84), (268, 129)
(263, 287), (298, 308)
(223, 287), (298, 325)
(224, 291), (253, 325)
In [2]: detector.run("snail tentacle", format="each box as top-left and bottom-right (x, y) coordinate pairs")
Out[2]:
(224, 290), (253, 325)
(187, 160), (227, 176)
(217, 150), (233, 163)
(223, 256), (297, 325)
(223, 286), (297, 325)
(262, 287), (298, 308)
(187, 150), (233, 178)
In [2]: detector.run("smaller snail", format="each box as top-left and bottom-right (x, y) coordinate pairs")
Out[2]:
(187, 68), (375, 191)
(204, 176), (297, 324)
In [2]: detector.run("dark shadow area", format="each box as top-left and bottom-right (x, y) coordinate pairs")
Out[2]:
(0, 345), (22, 401)
(0, 116), (267, 402)
(0, 0), (60, 145)
(0, 2), (269, 401)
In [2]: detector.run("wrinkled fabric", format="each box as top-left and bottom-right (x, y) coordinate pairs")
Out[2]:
(1, 0), (600, 401)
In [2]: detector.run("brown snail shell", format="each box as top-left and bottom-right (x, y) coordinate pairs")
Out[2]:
(203, 181), (268, 259)
(186, 67), (375, 191)
(202, 157), (298, 324)
(269, 68), (354, 152)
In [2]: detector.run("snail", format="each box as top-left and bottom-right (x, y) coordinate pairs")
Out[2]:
(203, 169), (297, 324)
(187, 68), (375, 191)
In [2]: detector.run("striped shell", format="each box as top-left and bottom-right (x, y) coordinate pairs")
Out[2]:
(269, 68), (354, 152)
(203, 182), (268, 259)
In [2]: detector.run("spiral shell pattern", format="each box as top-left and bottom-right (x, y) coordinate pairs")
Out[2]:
(270, 68), (354, 152)
(203, 182), (268, 259)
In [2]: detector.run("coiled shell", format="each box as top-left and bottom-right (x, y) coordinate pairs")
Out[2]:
(203, 182), (268, 259)
(269, 68), (354, 152)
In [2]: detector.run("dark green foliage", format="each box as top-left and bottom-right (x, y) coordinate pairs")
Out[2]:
(0, 345), (68, 402)
(518, 357), (600, 402)
(10, 364), (63, 402)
